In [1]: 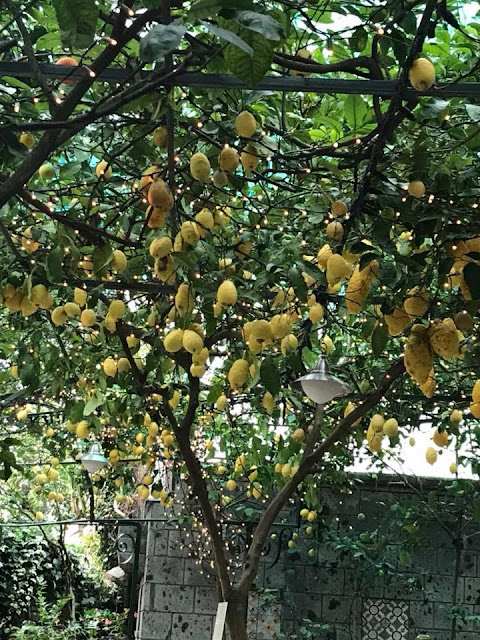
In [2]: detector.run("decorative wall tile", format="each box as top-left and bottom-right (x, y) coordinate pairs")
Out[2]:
(362, 598), (409, 640)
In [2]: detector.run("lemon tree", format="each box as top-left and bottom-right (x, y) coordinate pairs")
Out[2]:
(3, 0), (480, 637)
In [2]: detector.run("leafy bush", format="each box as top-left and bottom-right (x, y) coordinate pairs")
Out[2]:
(9, 592), (127, 640)
(9, 594), (75, 640)
(0, 528), (117, 638)
(80, 526), (118, 583)
(80, 608), (127, 639)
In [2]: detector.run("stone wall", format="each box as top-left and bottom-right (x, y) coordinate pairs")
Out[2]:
(132, 476), (480, 640)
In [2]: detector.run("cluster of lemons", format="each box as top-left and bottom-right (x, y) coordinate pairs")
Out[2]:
(2, 282), (53, 317)
(217, 454), (264, 500)
(31, 458), (64, 519)
(365, 413), (399, 453)
(363, 406), (462, 474)
(190, 110), (259, 186)
(404, 318), (465, 398)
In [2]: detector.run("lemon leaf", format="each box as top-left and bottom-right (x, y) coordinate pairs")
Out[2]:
(260, 356), (281, 395)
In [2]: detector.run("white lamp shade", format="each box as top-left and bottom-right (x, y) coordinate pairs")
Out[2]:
(299, 376), (350, 404)
(295, 357), (350, 404)
(81, 443), (108, 473)
(82, 458), (106, 473)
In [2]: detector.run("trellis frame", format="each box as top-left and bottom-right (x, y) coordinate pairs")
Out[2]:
(1, 61), (480, 97)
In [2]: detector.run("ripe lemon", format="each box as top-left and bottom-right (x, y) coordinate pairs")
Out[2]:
(292, 428), (305, 442)
(383, 418), (398, 437)
(20, 132), (35, 148)
(108, 299), (126, 320)
(235, 111), (256, 138)
(117, 357), (130, 372)
(407, 180), (425, 198)
(111, 249), (127, 273)
(331, 200), (348, 217)
(183, 329), (203, 354)
(95, 160), (112, 179)
(240, 145), (259, 171)
(190, 152), (211, 182)
(103, 357), (117, 377)
(432, 428), (448, 447)
(409, 58), (435, 90)
(51, 306), (68, 325)
(219, 146), (240, 172)
(74, 287), (87, 307)
(217, 280), (237, 307)
(326, 221), (344, 241)
(152, 126), (167, 148)
(64, 302), (81, 317)
(137, 485), (150, 500)
(39, 163), (54, 180)
(425, 446), (437, 465)
(216, 394), (228, 410)
(472, 380), (480, 403)
(80, 309), (96, 327)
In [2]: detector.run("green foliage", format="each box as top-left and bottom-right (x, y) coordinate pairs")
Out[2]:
(201, 23), (254, 56)
(139, 25), (188, 64)
(292, 619), (330, 640)
(80, 530), (107, 583)
(234, 11), (285, 41)
(51, 0), (99, 49)
(225, 30), (276, 85)
(0, 529), (114, 637)
(9, 592), (127, 640)
(3, 3), (480, 635)
(188, 0), (257, 20)
(10, 592), (75, 640)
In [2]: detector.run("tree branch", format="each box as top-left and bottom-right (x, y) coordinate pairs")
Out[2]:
(237, 357), (405, 594)
(0, 38), (17, 54)
(69, 278), (175, 295)
(0, 5), (154, 211)
(340, 0), (438, 246)
(6, 0), (57, 113)
(273, 53), (381, 79)
(117, 325), (147, 386)
(0, 216), (29, 267)
(153, 373), (232, 599)
(174, 401), (232, 600)
(16, 183), (138, 248)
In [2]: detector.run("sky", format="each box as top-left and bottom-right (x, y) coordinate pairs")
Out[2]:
(349, 420), (469, 480)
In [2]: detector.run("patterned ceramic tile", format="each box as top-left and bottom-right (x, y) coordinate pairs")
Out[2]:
(362, 598), (409, 640)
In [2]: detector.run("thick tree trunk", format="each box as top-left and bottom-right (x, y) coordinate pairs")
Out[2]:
(226, 590), (249, 640)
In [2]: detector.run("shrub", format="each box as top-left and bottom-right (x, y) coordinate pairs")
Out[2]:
(0, 528), (115, 637)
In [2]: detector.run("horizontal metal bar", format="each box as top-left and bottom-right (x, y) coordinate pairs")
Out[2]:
(70, 278), (175, 294)
(1, 61), (480, 97)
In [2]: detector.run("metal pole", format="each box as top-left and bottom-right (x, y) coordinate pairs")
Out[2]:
(2, 62), (480, 97)
(82, 469), (95, 522)
(161, 0), (178, 237)
(118, 520), (142, 640)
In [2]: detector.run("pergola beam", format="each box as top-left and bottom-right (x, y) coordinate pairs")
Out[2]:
(1, 62), (480, 98)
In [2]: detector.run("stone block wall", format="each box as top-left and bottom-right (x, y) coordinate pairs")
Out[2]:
(136, 514), (217, 640)
(132, 476), (480, 640)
